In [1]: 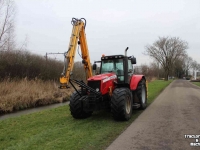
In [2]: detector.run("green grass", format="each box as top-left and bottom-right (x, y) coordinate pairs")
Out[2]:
(0, 80), (172, 150)
(147, 80), (172, 103)
(191, 82), (200, 87)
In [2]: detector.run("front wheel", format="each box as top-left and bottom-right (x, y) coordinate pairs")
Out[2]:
(136, 79), (147, 109)
(69, 91), (92, 119)
(111, 88), (133, 121)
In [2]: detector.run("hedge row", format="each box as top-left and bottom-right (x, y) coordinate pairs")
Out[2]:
(0, 50), (63, 80)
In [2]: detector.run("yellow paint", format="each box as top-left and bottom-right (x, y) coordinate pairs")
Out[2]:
(146, 80), (148, 98)
(109, 86), (112, 96)
(60, 19), (93, 87)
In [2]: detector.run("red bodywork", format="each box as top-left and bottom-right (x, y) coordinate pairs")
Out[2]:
(130, 75), (145, 90)
(88, 73), (117, 95)
(88, 73), (144, 95)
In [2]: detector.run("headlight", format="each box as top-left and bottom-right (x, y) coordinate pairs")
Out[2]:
(96, 88), (99, 92)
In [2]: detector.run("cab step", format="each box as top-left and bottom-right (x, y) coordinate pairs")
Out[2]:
(132, 103), (140, 109)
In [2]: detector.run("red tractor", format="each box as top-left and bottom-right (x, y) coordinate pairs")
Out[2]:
(69, 47), (147, 121)
(60, 18), (147, 121)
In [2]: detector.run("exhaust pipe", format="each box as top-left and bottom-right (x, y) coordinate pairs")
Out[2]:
(125, 47), (129, 56)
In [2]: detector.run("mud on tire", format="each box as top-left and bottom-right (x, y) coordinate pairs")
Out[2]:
(111, 88), (133, 121)
(69, 91), (92, 119)
(136, 79), (147, 109)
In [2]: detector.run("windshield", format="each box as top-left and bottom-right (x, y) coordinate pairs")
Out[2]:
(101, 59), (124, 76)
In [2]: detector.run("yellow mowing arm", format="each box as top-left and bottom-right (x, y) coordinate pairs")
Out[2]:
(79, 21), (93, 80)
(60, 18), (93, 88)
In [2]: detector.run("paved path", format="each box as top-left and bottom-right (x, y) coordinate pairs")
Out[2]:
(107, 80), (200, 150)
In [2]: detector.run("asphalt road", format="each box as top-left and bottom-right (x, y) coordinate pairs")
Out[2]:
(107, 80), (200, 150)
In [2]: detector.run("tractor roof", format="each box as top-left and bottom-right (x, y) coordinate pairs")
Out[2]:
(101, 55), (132, 60)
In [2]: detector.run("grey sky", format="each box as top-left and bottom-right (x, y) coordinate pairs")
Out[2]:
(15, 0), (200, 65)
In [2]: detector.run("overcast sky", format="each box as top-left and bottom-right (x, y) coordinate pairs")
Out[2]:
(15, 0), (200, 65)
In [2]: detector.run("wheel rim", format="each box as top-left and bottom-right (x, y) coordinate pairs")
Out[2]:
(142, 85), (146, 104)
(125, 95), (131, 114)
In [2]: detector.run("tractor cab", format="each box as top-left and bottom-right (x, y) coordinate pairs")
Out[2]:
(93, 54), (136, 84)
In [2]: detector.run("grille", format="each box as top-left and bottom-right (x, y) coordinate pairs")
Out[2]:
(88, 80), (101, 91)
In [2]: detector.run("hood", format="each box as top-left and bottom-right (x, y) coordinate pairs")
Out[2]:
(88, 73), (117, 82)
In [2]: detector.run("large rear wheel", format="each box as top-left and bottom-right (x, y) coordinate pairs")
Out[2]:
(136, 79), (147, 109)
(111, 88), (133, 121)
(69, 91), (92, 119)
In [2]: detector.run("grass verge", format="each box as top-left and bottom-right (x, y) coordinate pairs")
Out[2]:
(0, 80), (172, 150)
(191, 82), (200, 87)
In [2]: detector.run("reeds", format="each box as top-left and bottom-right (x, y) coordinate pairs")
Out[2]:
(0, 78), (73, 114)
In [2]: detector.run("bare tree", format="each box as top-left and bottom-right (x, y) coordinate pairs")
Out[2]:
(149, 62), (161, 79)
(0, 0), (15, 51)
(134, 62), (162, 81)
(183, 55), (193, 76)
(173, 57), (185, 78)
(72, 61), (86, 81)
(144, 37), (188, 80)
(191, 60), (198, 70)
(140, 64), (149, 77)
(198, 63), (200, 72)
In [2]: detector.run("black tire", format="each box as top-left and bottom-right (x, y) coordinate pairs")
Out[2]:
(69, 91), (92, 119)
(136, 79), (147, 109)
(111, 88), (133, 121)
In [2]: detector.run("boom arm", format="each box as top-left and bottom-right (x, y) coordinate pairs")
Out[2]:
(60, 18), (93, 88)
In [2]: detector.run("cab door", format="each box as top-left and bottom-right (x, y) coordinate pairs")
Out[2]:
(128, 59), (133, 82)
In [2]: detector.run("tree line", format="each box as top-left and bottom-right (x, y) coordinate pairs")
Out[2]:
(143, 36), (200, 80)
(0, 50), (64, 80)
(1, 0), (199, 81)
(0, 0), (64, 81)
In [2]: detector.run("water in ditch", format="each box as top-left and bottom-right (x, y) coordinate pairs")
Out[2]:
(0, 102), (69, 121)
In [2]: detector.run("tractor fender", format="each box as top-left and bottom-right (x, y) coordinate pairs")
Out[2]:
(130, 75), (145, 90)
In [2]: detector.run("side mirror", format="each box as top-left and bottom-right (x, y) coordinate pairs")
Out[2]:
(131, 57), (136, 64)
(92, 63), (97, 70)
